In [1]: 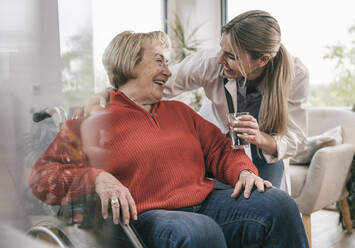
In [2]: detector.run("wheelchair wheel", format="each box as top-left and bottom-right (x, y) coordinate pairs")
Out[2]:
(27, 224), (73, 248)
(26, 215), (105, 248)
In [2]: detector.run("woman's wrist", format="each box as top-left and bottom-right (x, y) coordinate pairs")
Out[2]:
(257, 132), (277, 156)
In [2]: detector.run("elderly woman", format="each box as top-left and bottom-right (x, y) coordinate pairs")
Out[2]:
(29, 31), (308, 248)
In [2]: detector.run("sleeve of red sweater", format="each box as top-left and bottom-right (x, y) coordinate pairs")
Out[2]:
(184, 105), (258, 186)
(28, 119), (103, 205)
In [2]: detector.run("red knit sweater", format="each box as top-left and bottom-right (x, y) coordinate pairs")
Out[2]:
(29, 91), (258, 213)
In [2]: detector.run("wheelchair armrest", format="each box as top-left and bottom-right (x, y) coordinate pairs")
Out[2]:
(57, 193), (102, 230)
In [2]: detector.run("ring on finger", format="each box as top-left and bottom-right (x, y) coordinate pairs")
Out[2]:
(111, 198), (119, 206)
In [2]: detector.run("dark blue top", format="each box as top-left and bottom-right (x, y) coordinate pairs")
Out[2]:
(236, 78), (262, 119)
(236, 78), (284, 188)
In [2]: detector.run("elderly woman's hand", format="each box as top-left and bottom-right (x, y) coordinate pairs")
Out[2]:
(95, 171), (137, 225)
(231, 170), (272, 199)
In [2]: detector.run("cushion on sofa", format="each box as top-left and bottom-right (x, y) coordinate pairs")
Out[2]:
(290, 126), (342, 165)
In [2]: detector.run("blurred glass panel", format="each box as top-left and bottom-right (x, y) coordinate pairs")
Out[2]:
(0, 0), (162, 242)
(0, 0), (62, 231)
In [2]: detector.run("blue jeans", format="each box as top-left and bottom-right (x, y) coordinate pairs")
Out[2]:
(101, 188), (308, 248)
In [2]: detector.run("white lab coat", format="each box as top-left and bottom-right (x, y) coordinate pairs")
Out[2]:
(164, 48), (309, 164)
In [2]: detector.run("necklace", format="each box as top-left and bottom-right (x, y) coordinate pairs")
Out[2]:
(126, 94), (138, 104)
(120, 90), (137, 103)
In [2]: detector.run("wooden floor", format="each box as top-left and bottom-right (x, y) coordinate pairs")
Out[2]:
(312, 210), (355, 248)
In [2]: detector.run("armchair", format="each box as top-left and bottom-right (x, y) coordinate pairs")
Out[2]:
(290, 107), (355, 247)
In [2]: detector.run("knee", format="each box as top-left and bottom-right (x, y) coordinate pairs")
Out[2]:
(173, 214), (226, 248)
(259, 188), (301, 226)
(265, 188), (299, 214)
(251, 189), (308, 247)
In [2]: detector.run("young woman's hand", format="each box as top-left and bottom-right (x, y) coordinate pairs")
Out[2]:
(231, 115), (278, 156)
(231, 170), (272, 199)
(95, 171), (137, 225)
(231, 114), (263, 146)
(72, 90), (110, 119)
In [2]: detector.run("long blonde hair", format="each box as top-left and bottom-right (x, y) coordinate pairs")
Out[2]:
(222, 10), (293, 135)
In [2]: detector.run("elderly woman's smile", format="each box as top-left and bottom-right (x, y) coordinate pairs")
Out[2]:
(153, 80), (166, 87)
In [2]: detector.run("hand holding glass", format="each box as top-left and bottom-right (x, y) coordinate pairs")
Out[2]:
(227, 112), (250, 149)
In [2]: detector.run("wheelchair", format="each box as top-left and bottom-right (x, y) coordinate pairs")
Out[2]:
(25, 107), (146, 248)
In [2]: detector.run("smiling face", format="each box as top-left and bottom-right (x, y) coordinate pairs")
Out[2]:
(125, 39), (171, 104)
(217, 32), (266, 80)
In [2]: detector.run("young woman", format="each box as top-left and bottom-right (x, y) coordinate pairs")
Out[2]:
(164, 10), (309, 188)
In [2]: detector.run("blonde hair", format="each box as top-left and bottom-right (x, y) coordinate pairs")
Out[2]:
(102, 30), (170, 89)
(222, 10), (293, 135)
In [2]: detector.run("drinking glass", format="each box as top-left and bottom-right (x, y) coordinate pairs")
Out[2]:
(227, 112), (250, 149)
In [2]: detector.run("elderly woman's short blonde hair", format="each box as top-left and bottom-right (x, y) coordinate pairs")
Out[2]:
(102, 30), (170, 89)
